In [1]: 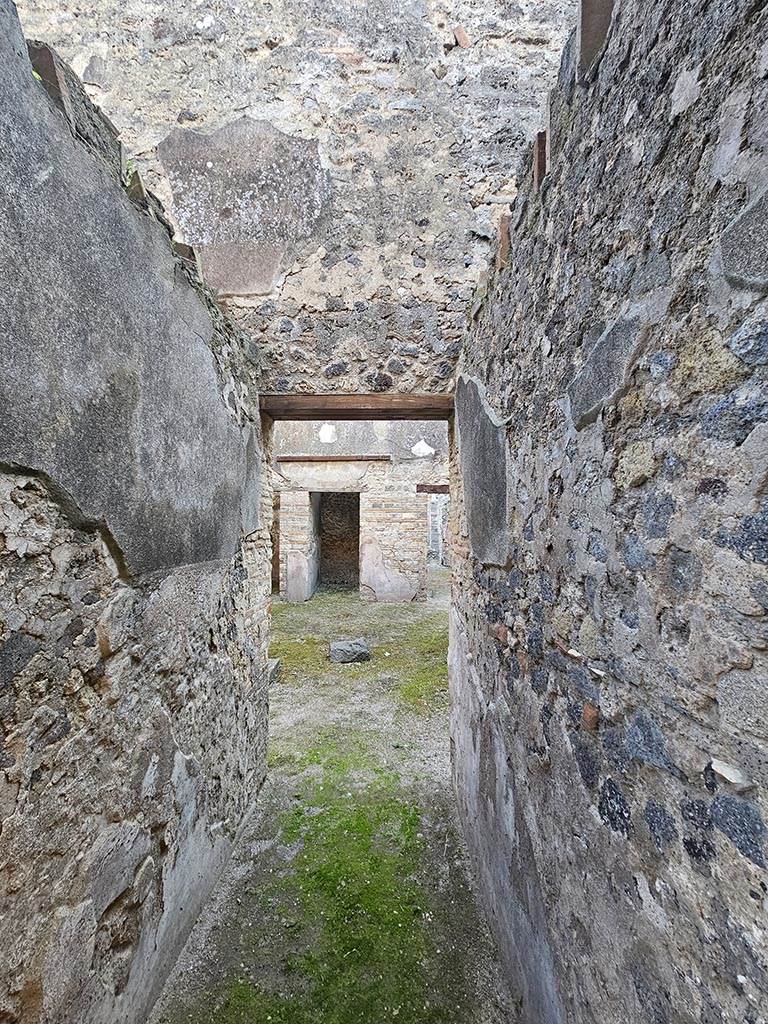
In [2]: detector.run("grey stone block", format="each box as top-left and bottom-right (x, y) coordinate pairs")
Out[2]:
(158, 118), (332, 298)
(567, 314), (648, 429)
(727, 317), (768, 365)
(329, 638), (371, 663)
(721, 188), (768, 292)
(456, 375), (509, 567)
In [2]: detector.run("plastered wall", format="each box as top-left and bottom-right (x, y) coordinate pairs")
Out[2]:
(0, 11), (270, 1022)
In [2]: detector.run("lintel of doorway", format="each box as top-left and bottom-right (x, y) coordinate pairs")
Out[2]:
(260, 392), (454, 421)
(276, 454), (392, 463)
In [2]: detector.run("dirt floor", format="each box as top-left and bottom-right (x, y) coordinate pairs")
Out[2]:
(151, 567), (513, 1024)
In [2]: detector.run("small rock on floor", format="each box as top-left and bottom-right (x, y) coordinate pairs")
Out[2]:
(329, 638), (371, 663)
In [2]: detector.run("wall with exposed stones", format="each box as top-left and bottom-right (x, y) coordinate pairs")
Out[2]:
(450, 2), (768, 1022)
(0, 9), (270, 1023)
(17, 0), (576, 396)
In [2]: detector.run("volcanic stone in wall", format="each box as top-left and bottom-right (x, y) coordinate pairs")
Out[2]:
(15, 0), (576, 398)
(452, 1), (768, 1021)
(720, 187), (768, 293)
(567, 313), (648, 429)
(158, 117), (332, 298)
(0, 12), (271, 1023)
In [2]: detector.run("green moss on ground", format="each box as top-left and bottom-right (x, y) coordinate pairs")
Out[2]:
(269, 589), (449, 713)
(368, 614), (448, 712)
(268, 636), (327, 682)
(190, 734), (464, 1024)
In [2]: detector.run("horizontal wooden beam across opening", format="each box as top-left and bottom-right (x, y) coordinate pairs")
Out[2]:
(416, 483), (449, 494)
(276, 454), (391, 463)
(260, 393), (454, 421)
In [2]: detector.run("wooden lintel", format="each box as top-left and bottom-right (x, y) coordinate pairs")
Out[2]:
(416, 483), (450, 494)
(276, 454), (391, 463)
(260, 392), (454, 421)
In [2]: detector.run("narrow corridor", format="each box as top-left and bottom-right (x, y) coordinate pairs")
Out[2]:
(3, 3), (766, 1021)
(151, 570), (511, 1024)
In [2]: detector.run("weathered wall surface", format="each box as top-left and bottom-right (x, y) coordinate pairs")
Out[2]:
(274, 419), (450, 463)
(0, 9), (270, 1023)
(17, 0), (576, 395)
(278, 490), (321, 602)
(360, 486), (430, 603)
(451, 1), (768, 1022)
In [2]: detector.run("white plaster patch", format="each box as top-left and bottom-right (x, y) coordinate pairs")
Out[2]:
(634, 872), (669, 930)
(317, 423), (337, 444)
(711, 89), (749, 183)
(411, 439), (435, 457)
(141, 754), (160, 799)
(359, 534), (417, 602)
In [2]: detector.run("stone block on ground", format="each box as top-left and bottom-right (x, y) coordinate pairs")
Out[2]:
(329, 638), (371, 663)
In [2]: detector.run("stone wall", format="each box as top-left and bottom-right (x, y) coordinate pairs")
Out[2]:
(0, 9), (270, 1023)
(17, 0), (576, 396)
(451, 1), (768, 1022)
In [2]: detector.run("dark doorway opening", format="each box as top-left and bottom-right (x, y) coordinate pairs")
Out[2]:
(319, 492), (360, 588)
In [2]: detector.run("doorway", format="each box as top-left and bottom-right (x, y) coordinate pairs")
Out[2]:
(318, 492), (360, 588)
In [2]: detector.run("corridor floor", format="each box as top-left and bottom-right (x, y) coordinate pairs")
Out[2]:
(151, 567), (512, 1024)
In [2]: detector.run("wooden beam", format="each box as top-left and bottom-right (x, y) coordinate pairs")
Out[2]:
(276, 454), (391, 463)
(260, 393), (454, 421)
(416, 483), (450, 494)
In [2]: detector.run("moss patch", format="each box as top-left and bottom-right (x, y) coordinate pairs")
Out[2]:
(182, 734), (465, 1024)
(269, 636), (327, 682)
(269, 589), (449, 714)
(368, 615), (449, 712)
